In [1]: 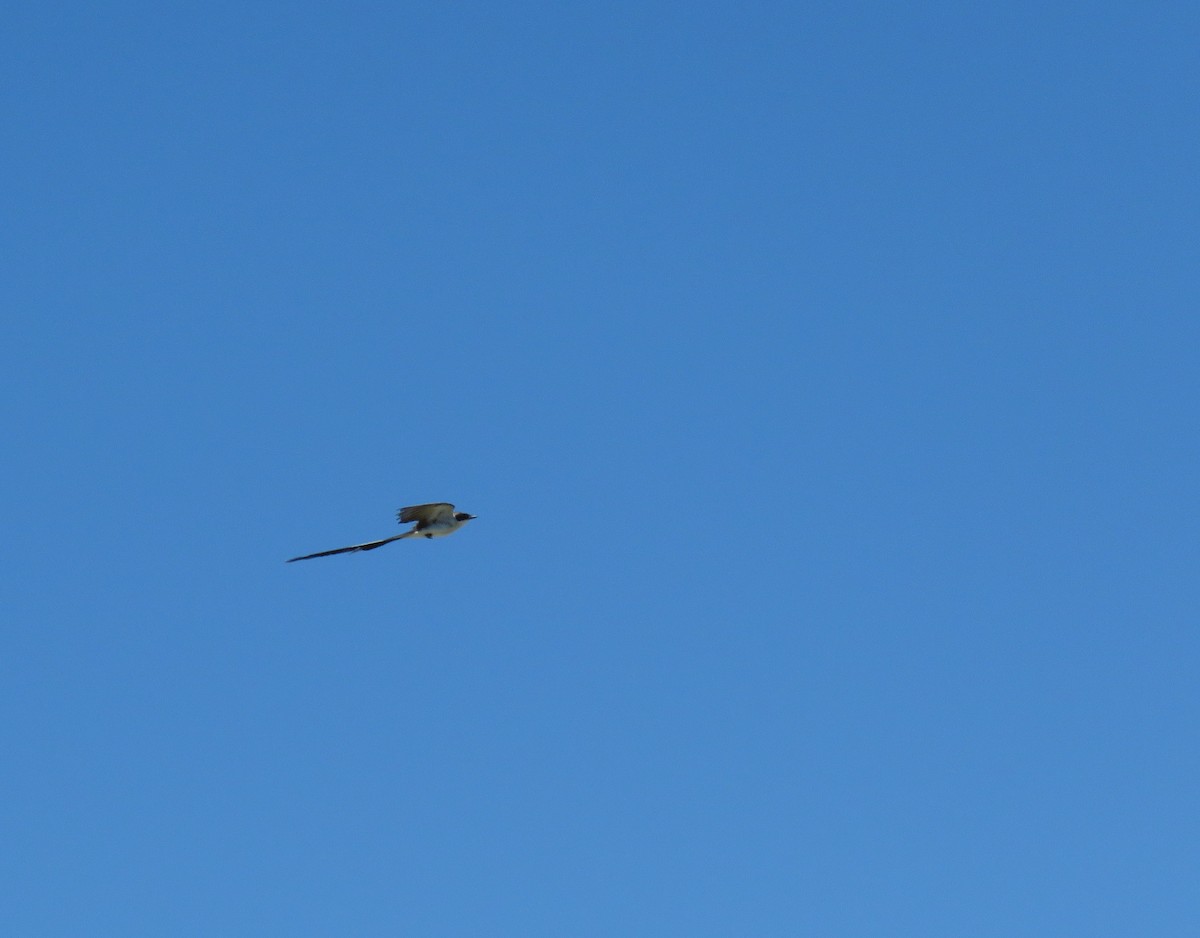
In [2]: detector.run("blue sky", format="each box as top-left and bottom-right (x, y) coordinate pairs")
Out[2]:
(3, 2), (1197, 935)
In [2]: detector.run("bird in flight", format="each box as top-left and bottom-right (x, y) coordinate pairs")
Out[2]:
(287, 502), (478, 562)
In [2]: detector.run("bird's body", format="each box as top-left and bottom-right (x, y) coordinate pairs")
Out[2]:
(287, 502), (477, 562)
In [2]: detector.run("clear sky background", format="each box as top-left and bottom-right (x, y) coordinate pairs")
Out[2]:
(3, 2), (1197, 935)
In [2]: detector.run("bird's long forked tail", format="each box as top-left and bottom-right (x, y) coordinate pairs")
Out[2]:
(286, 531), (415, 562)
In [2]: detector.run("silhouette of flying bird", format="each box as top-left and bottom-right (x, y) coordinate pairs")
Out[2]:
(287, 502), (477, 562)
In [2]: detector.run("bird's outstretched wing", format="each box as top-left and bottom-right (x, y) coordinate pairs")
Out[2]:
(286, 533), (409, 562)
(398, 503), (455, 526)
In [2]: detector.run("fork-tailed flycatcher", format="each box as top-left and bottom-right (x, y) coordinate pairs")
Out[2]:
(287, 502), (477, 562)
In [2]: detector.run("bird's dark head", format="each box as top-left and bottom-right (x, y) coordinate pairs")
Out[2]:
(455, 512), (477, 522)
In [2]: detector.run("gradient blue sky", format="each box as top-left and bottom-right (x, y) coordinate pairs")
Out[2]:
(3, 2), (1198, 935)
